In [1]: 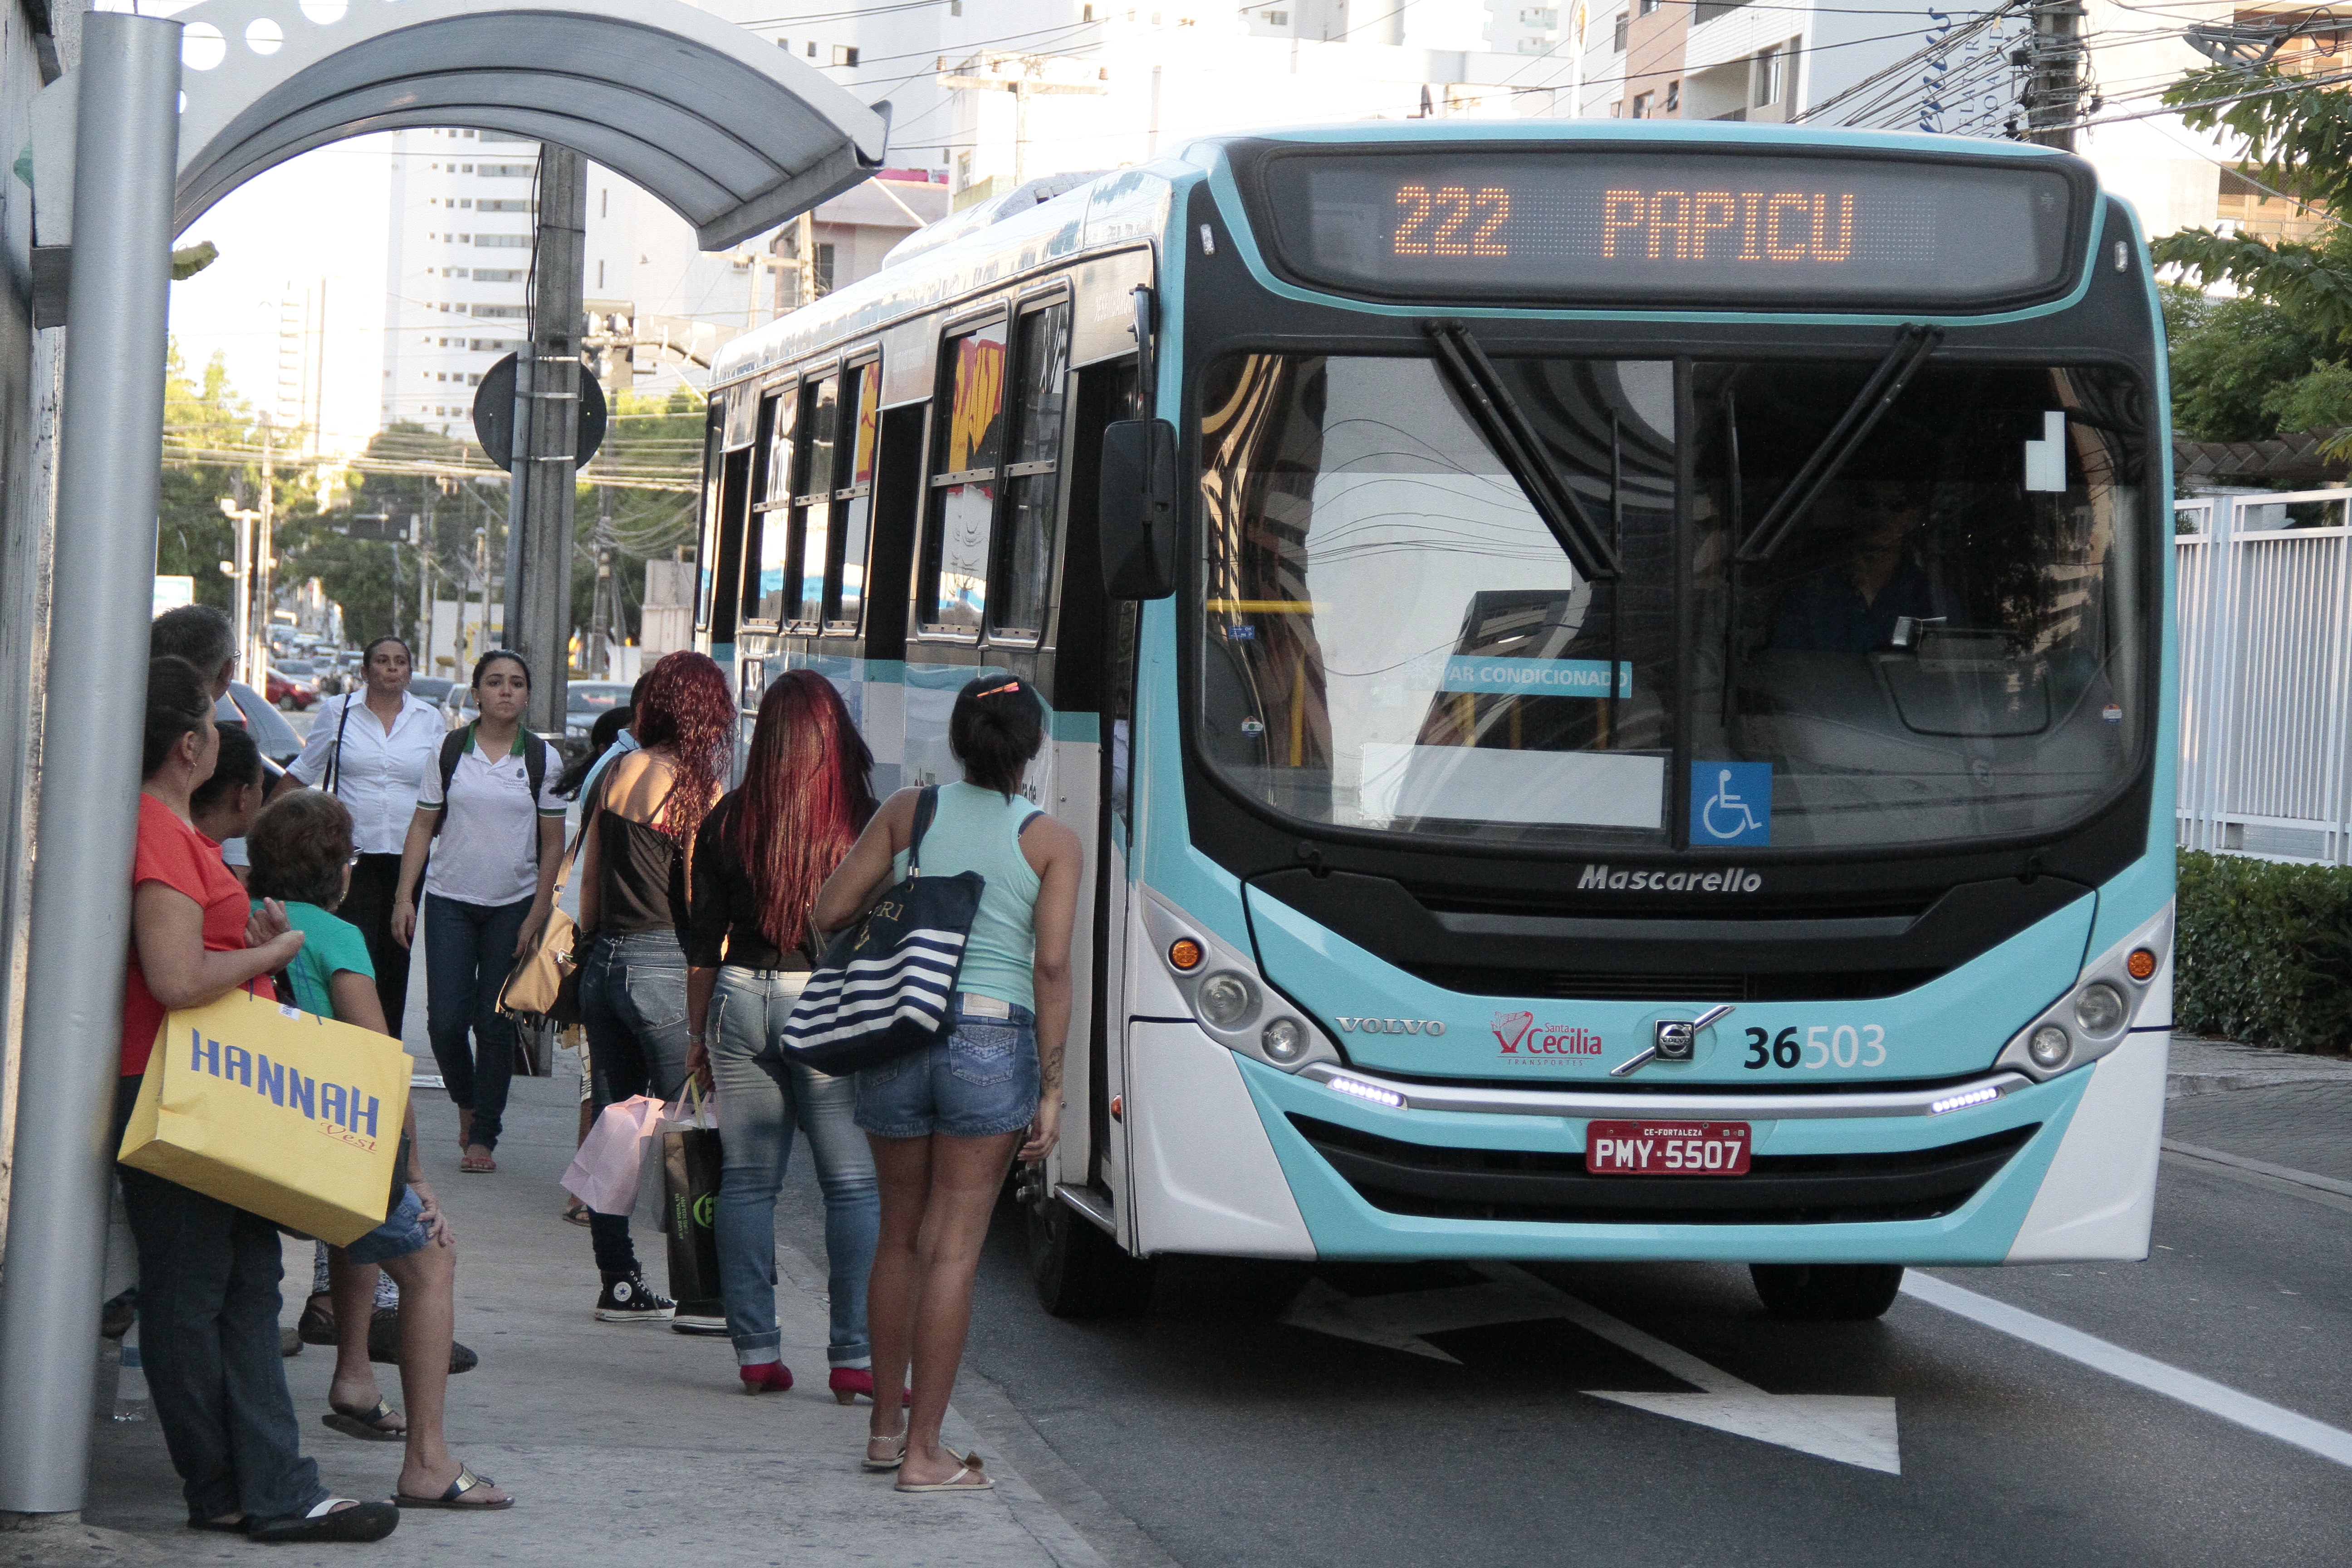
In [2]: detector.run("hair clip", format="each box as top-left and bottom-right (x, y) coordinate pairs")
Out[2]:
(973, 680), (1021, 699)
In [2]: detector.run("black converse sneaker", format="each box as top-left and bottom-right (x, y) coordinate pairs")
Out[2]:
(671, 1299), (728, 1336)
(595, 1271), (675, 1323)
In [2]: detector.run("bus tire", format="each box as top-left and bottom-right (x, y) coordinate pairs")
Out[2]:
(1749, 1263), (1904, 1321)
(1028, 1192), (1155, 1319)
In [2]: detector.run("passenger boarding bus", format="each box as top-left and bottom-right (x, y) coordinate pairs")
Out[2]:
(698, 121), (2174, 1322)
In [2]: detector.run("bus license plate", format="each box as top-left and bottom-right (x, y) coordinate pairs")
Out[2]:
(1585, 1121), (1752, 1176)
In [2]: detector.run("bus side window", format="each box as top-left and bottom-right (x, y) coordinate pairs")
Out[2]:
(827, 359), (882, 631)
(694, 399), (725, 633)
(743, 385), (797, 627)
(919, 317), (1009, 637)
(990, 303), (1072, 644)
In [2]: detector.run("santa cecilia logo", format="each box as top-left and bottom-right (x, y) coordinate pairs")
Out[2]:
(1493, 1011), (1534, 1054)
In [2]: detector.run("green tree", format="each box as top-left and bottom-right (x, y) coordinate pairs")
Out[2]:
(157, 343), (319, 609)
(2161, 283), (2334, 441)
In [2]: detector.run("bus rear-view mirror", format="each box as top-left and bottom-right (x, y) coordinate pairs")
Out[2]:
(1098, 418), (1177, 600)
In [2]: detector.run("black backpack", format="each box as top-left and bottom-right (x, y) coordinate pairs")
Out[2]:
(434, 725), (555, 859)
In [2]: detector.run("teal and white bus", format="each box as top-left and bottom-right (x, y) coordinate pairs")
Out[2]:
(699, 120), (2174, 1321)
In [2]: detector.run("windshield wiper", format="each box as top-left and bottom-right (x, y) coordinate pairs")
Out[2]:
(1425, 320), (1621, 581)
(1736, 323), (1943, 564)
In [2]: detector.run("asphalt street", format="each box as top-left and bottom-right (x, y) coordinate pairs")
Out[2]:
(767, 1068), (2352, 1568)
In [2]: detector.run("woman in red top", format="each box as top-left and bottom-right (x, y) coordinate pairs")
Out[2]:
(116, 657), (398, 1544)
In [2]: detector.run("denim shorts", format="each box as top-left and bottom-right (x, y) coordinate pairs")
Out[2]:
(341, 1187), (430, 1266)
(853, 998), (1040, 1139)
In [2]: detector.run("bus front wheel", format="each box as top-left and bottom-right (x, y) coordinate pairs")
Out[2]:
(1028, 1191), (1155, 1319)
(1749, 1263), (1904, 1321)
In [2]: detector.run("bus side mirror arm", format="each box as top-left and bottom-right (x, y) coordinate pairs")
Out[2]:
(1098, 418), (1178, 600)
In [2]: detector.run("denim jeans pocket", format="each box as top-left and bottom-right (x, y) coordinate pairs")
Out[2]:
(948, 1023), (1019, 1087)
(621, 964), (688, 1032)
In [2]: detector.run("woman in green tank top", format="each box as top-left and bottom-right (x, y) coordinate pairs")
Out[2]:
(813, 676), (1083, 1494)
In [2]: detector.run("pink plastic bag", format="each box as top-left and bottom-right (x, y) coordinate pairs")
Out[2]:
(560, 1095), (668, 1215)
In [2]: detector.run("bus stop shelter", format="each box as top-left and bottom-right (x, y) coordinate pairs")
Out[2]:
(0, 0), (887, 1515)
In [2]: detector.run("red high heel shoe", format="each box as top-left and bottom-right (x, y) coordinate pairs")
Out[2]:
(739, 1362), (794, 1395)
(828, 1367), (911, 1406)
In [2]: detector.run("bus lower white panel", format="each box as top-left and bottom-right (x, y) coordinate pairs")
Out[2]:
(2004, 1029), (2166, 1263)
(1128, 1022), (1315, 1260)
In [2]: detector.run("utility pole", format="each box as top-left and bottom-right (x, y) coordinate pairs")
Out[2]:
(251, 414), (275, 680)
(219, 495), (258, 674)
(505, 143), (588, 733)
(936, 53), (1109, 187)
(2023, 0), (2085, 149)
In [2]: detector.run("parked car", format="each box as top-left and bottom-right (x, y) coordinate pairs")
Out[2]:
(266, 666), (318, 710)
(408, 675), (455, 709)
(220, 681), (302, 771)
(559, 681), (632, 765)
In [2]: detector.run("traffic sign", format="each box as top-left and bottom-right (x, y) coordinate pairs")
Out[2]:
(471, 353), (608, 471)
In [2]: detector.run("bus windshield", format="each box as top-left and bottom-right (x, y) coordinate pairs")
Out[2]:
(1194, 352), (2149, 853)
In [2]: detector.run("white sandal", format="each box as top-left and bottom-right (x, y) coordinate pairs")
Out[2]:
(862, 1433), (907, 1473)
(895, 1450), (992, 1494)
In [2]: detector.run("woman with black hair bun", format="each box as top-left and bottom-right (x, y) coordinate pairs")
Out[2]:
(812, 674), (1083, 1494)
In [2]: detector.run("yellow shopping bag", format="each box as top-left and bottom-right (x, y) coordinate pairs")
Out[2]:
(118, 988), (411, 1246)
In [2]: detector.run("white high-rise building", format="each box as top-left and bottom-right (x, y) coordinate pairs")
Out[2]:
(379, 127), (540, 437)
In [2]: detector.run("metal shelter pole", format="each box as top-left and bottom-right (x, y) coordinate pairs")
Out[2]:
(0, 10), (181, 1514)
(511, 145), (586, 733)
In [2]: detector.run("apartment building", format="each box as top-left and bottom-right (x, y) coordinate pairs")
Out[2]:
(378, 127), (539, 436)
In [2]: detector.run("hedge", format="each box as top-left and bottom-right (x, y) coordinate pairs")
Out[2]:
(2175, 850), (2352, 1054)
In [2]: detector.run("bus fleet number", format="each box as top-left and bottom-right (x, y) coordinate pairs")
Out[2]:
(1743, 1024), (1886, 1071)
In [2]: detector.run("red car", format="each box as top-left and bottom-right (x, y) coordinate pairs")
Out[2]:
(266, 666), (318, 710)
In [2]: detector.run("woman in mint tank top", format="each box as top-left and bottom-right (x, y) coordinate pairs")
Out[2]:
(813, 676), (1084, 1494)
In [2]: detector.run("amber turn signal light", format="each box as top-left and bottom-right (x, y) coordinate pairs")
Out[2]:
(1168, 938), (1205, 971)
(1110, 1094), (1124, 1122)
(2127, 948), (2157, 981)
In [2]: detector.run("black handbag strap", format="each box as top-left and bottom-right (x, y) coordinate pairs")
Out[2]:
(907, 785), (940, 877)
(323, 694), (355, 795)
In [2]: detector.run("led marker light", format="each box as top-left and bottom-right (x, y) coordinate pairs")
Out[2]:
(1326, 1075), (1406, 1108)
(2029, 1024), (2071, 1069)
(1167, 937), (1204, 972)
(1931, 1085), (2001, 1115)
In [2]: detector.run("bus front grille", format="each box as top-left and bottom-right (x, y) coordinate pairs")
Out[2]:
(1288, 1115), (2038, 1226)
(1405, 966), (1944, 1002)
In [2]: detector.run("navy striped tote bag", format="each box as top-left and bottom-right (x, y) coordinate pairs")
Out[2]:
(779, 788), (985, 1075)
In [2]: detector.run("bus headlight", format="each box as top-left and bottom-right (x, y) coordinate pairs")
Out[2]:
(1262, 1018), (1307, 1063)
(1994, 905), (2172, 1082)
(2074, 982), (2126, 1038)
(1198, 972), (1257, 1029)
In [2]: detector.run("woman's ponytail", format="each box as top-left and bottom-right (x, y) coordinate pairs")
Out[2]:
(948, 676), (1044, 799)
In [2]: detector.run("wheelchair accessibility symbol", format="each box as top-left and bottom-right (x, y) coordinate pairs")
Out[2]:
(1691, 762), (1772, 846)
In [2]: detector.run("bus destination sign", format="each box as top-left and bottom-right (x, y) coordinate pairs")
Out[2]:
(1254, 147), (2087, 310)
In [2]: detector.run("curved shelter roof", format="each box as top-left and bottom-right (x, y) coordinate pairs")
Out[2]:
(171, 0), (889, 249)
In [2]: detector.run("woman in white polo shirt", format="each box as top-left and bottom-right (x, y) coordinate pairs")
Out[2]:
(282, 635), (447, 1028)
(391, 651), (566, 1174)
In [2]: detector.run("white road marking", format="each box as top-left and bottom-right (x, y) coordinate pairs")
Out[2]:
(1280, 1263), (1900, 1473)
(1902, 1272), (2352, 1472)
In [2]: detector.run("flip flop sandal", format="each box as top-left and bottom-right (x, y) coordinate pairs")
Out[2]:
(322, 1397), (406, 1441)
(562, 1199), (593, 1226)
(247, 1498), (400, 1543)
(396, 1463), (514, 1511)
(896, 1450), (993, 1494)
(460, 1148), (497, 1173)
(862, 1434), (908, 1473)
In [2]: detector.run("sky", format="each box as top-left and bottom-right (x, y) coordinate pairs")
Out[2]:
(167, 134), (394, 463)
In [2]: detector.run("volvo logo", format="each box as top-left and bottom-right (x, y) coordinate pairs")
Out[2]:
(1334, 1016), (1446, 1036)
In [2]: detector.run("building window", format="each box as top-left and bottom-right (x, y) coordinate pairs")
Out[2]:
(460, 163), (473, 173)
(600, 189), (608, 219)
(806, 40), (816, 56)
(1612, 14), (1627, 49)
(833, 44), (858, 65)
(1630, 91), (1653, 118)
(598, 259), (607, 289)
(1664, 80), (1679, 111)
(814, 242), (836, 295)
(474, 268), (525, 282)
(1519, 7), (1558, 24)
(480, 163), (532, 178)
(1755, 43), (1785, 105)
(1610, 99), (1623, 116)
(1638, 0), (1657, 12)
(458, 198), (471, 209)
(1264, 7), (1286, 20)
(475, 234), (532, 249)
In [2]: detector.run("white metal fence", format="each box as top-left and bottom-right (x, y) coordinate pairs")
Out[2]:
(2176, 489), (2352, 864)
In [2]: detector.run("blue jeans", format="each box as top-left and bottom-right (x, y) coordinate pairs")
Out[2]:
(709, 966), (879, 1368)
(422, 892), (531, 1151)
(114, 1079), (326, 1524)
(580, 931), (694, 1278)
(854, 998), (1040, 1139)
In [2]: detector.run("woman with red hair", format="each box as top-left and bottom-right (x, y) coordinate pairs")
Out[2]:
(574, 650), (735, 1325)
(681, 670), (882, 1397)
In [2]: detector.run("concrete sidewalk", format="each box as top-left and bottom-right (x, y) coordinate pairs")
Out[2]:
(74, 1058), (1101, 1568)
(2166, 1034), (2352, 1098)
